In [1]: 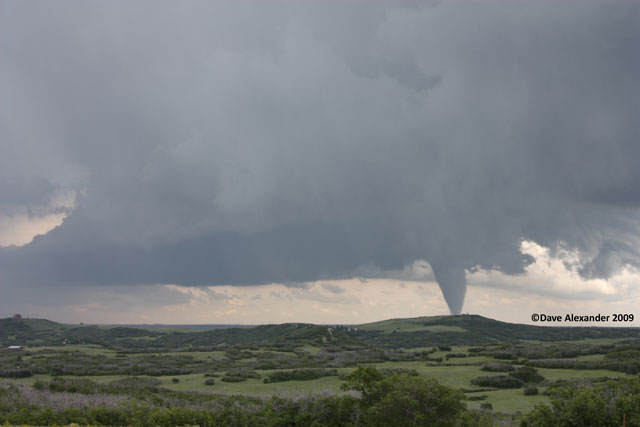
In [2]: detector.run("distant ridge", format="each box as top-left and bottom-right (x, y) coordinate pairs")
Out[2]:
(115, 324), (256, 332)
(2, 314), (639, 349)
(351, 314), (640, 347)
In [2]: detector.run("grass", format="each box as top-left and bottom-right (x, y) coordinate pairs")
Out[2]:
(298, 345), (322, 354)
(25, 345), (118, 358)
(575, 354), (606, 361)
(122, 350), (227, 360)
(8, 358), (624, 399)
(149, 362), (628, 409)
(352, 361), (485, 387)
(467, 388), (549, 412)
(537, 367), (624, 381)
(3, 313), (638, 418)
(21, 318), (74, 331)
(444, 356), (494, 365)
(9, 373), (129, 385)
(158, 371), (348, 396)
(146, 328), (203, 334)
(0, 353), (631, 422)
(355, 360), (626, 388)
(523, 337), (631, 345)
(355, 317), (466, 334)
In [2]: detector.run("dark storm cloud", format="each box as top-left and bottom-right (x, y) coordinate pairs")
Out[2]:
(1, 1), (640, 314)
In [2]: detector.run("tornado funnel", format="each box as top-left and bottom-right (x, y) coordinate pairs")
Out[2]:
(430, 261), (467, 315)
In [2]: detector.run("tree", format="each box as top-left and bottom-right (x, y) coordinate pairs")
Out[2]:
(341, 365), (384, 405)
(510, 366), (544, 383)
(341, 366), (466, 427)
(520, 378), (640, 426)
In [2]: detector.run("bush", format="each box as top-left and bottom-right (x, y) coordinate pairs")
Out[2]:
(481, 362), (515, 372)
(224, 368), (259, 379)
(341, 366), (467, 427)
(480, 403), (493, 410)
(493, 352), (516, 360)
(0, 365), (480, 427)
(522, 387), (612, 426)
(471, 375), (524, 389)
(35, 377), (101, 394)
(263, 368), (338, 383)
(445, 353), (468, 359)
(510, 366), (544, 383)
(221, 376), (246, 382)
(523, 385), (538, 396)
(379, 368), (419, 377)
(171, 378), (180, 383)
(0, 369), (32, 378)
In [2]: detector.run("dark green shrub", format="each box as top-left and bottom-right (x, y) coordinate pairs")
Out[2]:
(225, 368), (259, 379)
(471, 375), (524, 389)
(446, 353), (467, 359)
(171, 378), (179, 383)
(37, 377), (101, 394)
(341, 366), (467, 427)
(204, 378), (215, 385)
(0, 369), (32, 378)
(493, 352), (516, 360)
(263, 368), (338, 383)
(481, 362), (514, 372)
(510, 366), (544, 383)
(522, 377), (640, 426)
(379, 368), (419, 377)
(523, 385), (538, 395)
(221, 376), (246, 382)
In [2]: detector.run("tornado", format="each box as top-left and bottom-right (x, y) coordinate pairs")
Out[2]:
(430, 261), (467, 315)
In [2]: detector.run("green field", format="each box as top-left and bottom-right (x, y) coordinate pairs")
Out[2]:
(2, 314), (640, 425)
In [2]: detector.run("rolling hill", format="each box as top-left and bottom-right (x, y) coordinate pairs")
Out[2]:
(350, 314), (640, 347)
(1, 314), (639, 349)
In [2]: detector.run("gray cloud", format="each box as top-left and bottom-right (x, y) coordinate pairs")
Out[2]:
(322, 284), (346, 295)
(1, 1), (640, 314)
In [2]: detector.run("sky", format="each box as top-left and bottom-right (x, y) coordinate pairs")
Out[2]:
(1, 1), (640, 326)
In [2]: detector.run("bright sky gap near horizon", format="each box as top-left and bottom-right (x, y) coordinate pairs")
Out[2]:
(1, 1), (640, 326)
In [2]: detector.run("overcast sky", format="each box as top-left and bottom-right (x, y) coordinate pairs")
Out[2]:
(1, 1), (640, 325)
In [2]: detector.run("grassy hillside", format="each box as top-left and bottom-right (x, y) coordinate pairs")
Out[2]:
(0, 318), (157, 347)
(152, 323), (363, 349)
(20, 318), (73, 331)
(0, 318), (70, 346)
(0, 318), (360, 350)
(119, 324), (256, 332)
(2, 314), (639, 350)
(355, 316), (465, 333)
(350, 314), (640, 347)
